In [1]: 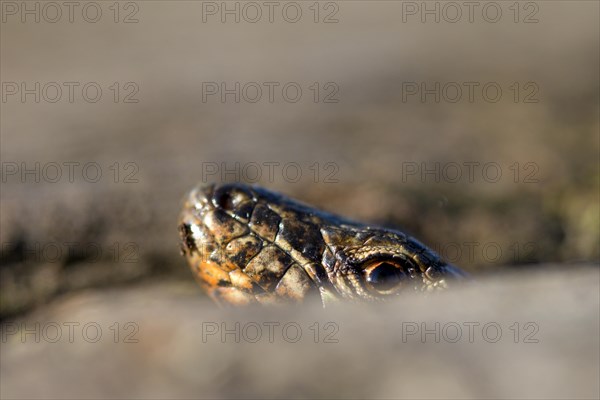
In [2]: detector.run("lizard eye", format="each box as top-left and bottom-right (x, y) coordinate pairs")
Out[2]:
(363, 260), (412, 294)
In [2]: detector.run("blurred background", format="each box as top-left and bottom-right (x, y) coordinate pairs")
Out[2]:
(1, 1), (599, 399)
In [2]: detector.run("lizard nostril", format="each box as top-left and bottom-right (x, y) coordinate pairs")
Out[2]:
(212, 184), (254, 220)
(214, 191), (235, 210)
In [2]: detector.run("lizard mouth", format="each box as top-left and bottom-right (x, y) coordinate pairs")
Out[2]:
(178, 183), (319, 305)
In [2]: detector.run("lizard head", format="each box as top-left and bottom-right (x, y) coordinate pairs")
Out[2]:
(179, 183), (465, 306)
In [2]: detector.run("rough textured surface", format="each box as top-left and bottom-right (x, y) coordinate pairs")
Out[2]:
(1, 2), (599, 318)
(1, 266), (598, 399)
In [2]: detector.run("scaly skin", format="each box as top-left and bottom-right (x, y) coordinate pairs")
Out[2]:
(178, 183), (466, 306)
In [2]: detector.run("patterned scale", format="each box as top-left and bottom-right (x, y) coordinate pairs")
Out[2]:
(179, 183), (466, 306)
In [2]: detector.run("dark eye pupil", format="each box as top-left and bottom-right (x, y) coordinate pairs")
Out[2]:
(367, 263), (405, 291)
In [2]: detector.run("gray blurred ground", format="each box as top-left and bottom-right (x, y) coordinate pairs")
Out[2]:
(1, 266), (599, 399)
(0, 1), (599, 398)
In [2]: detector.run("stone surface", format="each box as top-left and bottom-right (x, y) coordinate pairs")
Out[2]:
(1, 266), (598, 399)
